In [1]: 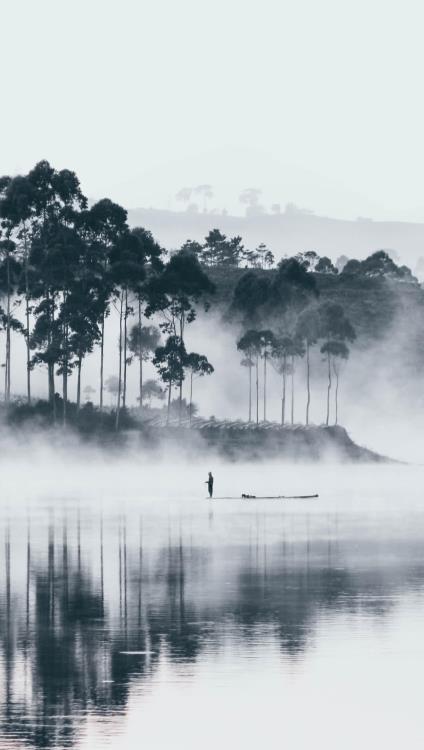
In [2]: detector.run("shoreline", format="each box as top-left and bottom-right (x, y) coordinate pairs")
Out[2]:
(0, 401), (394, 463)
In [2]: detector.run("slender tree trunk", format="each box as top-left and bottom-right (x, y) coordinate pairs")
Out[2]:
(167, 381), (172, 424)
(42, 213), (54, 418)
(138, 300), (143, 408)
(48, 363), (53, 402)
(189, 371), (193, 425)
(46, 290), (55, 418)
(5, 252), (11, 404)
(255, 354), (259, 424)
(123, 288), (128, 409)
(6, 323), (10, 402)
(306, 341), (310, 426)
(77, 356), (82, 411)
(25, 300), (31, 404)
(291, 355), (295, 425)
(115, 294), (123, 431)
(179, 314), (185, 425)
(4, 333), (7, 404)
(62, 368), (67, 426)
(50, 300), (56, 423)
(326, 351), (331, 426)
(248, 363), (252, 422)
(7, 254), (11, 403)
(99, 313), (105, 410)
(62, 311), (68, 426)
(48, 364), (54, 407)
(334, 361), (339, 425)
(48, 363), (54, 405)
(263, 349), (267, 422)
(47, 289), (52, 402)
(24, 227), (31, 405)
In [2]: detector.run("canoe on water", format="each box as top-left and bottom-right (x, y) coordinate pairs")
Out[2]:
(206, 495), (318, 500)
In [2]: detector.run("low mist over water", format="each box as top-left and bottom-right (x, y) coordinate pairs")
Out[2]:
(1, 460), (423, 749)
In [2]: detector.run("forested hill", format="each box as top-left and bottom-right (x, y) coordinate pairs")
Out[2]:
(207, 263), (424, 345)
(127, 207), (424, 270)
(1, 159), (423, 439)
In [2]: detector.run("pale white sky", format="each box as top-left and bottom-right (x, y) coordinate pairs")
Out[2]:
(2, 0), (424, 220)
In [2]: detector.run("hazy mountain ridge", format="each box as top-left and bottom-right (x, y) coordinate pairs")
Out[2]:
(127, 207), (424, 267)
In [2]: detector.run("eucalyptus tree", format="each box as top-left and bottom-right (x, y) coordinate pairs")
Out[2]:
(250, 243), (275, 269)
(329, 341), (349, 425)
(319, 303), (356, 426)
(295, 251), (320, 271)
(27, 161), (87, 416)
(55, 223), (91, 422)
(0, 174), (35, 403)
(127, 324), (161, 407)
(184, 352), (214, 424)
(264, 258), (318, 424)
(146, 249), (215, 420)
(237, 330), (263, 424)
(259, 329), (277, 422)
(51, 202), (106, 421)
(296, 306), (321, 425)
(287, 334), (305, 425)
(66, 277), (103, 412)
(320, 340), (350, 425)
(239, 356), (254, 422)
(30, 228), (77, 419)
(129, 227), (163, 410)
(0, 236), (22, 402)
(109, 230), (146, 428)
(83, 198), (128, 410)
(119, 229), (163, 413)
(203, 229), (244, 266)
(271, 335), (294, 426)
(152, 335), (187, 424)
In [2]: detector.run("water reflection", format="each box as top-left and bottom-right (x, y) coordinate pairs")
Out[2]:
(0, 501), (423, 748)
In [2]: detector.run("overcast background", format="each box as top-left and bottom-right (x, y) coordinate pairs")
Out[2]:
(2, 0), (424, 221)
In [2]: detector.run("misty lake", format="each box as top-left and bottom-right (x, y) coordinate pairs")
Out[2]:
(1, 459), (423, 749)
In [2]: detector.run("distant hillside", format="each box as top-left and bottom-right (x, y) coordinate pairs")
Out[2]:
(206, 265), (424, 348)
(127, 207), (424, 269)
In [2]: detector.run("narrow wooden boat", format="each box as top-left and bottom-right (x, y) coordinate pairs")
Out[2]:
(207, 494), (318, 500)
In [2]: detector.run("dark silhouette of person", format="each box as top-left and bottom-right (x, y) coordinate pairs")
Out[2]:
(206, 472), (214, 498)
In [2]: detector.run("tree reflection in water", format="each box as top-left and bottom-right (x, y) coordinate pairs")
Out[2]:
(0, 506), (422, 749)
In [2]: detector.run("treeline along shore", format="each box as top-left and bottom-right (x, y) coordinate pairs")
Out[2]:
(141, 421), (390, 462)
(0, 160), (421, 458)
(3, 402), (391, 462)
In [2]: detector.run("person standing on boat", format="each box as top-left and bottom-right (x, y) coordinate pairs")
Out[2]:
(206, 472), (214, 498)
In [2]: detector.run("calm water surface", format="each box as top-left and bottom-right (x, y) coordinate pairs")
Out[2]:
(1, 462), (424, 749)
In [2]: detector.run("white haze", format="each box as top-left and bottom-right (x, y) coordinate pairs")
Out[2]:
(3, 0), (424, 221)
(0, 436), (421, 508)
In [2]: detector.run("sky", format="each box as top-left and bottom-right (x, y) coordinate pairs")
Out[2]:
(2, 0), (424, 220)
